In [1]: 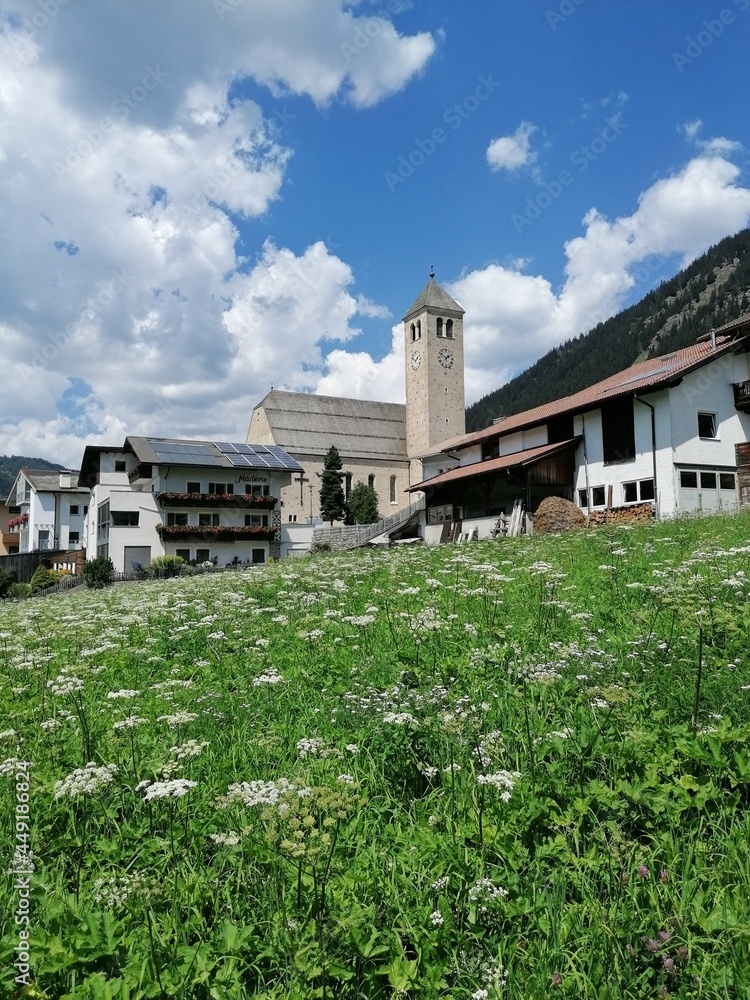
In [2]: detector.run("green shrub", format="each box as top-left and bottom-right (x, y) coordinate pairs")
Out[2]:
(6, 581), (30, 599)
(29, 564), (59, 594)
(83, 555), (114, 589)
(0, 566), (17, 599)
(151, 555), (184, 578)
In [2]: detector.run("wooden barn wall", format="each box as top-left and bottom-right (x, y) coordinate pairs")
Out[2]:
(737, 442), (750, 507)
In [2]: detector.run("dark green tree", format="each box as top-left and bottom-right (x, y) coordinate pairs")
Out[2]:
(318, 446), (346, 525)
(347, 482), (380, 524)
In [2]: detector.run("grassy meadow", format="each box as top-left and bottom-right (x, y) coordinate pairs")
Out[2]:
(1, 512), (750, 999)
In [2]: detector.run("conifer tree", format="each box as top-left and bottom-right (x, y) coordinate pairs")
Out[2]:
(347, 481), (380, 524)
(318, 446), (346, 525)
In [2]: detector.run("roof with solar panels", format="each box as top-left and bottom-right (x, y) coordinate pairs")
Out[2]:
(123, 436), (304, 472)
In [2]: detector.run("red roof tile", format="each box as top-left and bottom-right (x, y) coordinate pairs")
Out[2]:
(408, 438), (580, 491)
(453, 321), (750, 451)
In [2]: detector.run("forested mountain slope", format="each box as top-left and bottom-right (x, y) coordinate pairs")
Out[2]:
(466, 228), (750, 431)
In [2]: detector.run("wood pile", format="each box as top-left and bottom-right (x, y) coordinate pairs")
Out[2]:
(533, 496), (586, 534)
(589, 502), (654, 526)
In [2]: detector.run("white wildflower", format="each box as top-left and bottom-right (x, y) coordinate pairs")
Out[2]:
(141, 778), (197, 801)
(54, 762), (118, 800)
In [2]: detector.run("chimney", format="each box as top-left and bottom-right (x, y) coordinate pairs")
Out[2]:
(59, 470), (71, 488)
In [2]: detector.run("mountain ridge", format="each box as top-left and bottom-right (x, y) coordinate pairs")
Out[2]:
(465, 228), (750, 431)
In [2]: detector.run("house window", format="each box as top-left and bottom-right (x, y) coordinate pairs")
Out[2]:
(196, 548), (210, 563)
(700, 471), (717, 490)
(245, 514), (269, 527)
(115, 461), (127, 473)
(199, 513), (220, 527)
(482, 439), (500, 461)
(167, 512), (188, 526)
(208, 482), (233, 495)
(390, 475), (397, 503)
(111, 511), (139, 526)
(436, 317), (444, 337)
(83, 505), (88, 516)
(623, 482), (638, 503)
(368, 474), (375, 489)
(175, 548), (190, 561)
(251, 549), (266, 564)
(578, 488), (589, 508)
(445, 319), (454, 339)
(428, 504), (454, 523)
(38, 529), (50, 550)
(591, 486), (606, 507)
(69, 505), (80, 516)
(720, 472), (736, 491)
(96, 501), (110, 558)
(187, 481), (200, 494)
(680, 470), (698, 489)
(697, 412), (717, 439)
(288, 514), (297, 522)
(244, 484), (270, 495)
(601, 397), (635, 464)
(69, 531), (80, 545)
(639, 479), (655, 501)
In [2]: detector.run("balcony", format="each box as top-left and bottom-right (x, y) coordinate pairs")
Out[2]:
(733, 380), (750, 411)
(157, 524), (277, 542)
(157, 492), (277, 510)
(128, 463), (153, 484)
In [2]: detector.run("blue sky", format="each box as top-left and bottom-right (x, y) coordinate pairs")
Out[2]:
(1, 0), (749, 466)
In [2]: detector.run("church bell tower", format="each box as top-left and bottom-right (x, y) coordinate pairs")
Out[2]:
(403, 270), (466, 462)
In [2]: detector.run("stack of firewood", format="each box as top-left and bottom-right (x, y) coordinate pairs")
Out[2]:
(588, 502), (655, 526)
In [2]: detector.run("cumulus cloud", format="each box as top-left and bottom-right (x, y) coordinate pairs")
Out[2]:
(681, 119), (742, 157)
(326, 153), (750, 408)
(486, 121), (538, 173)
(0, 3), (433, 465)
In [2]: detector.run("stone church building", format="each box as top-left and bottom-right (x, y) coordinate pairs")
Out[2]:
(246, 273), (466, 524)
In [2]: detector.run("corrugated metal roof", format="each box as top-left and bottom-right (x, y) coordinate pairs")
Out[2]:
(403, 276), (464, 321)
(250, 390), (408, 461)
(408, 438), (580, 491)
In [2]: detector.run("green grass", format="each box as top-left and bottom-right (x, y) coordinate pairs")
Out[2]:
(1, 512), (750, 998)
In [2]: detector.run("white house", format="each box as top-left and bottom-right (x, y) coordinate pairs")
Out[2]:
(408, 313), (750, 542)
(4, 469), (89, 555)
(80, 436), (303, 572)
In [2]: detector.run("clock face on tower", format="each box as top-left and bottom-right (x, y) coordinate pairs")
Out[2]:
(410, 350), (421, 370)
(438, 348), (454, 369)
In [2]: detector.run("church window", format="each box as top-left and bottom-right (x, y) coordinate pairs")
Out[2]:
(390, 475), (396, 503)
(416, 320), (421, 339)
(368, 474), (375, 489)
(410, 323), (416, 341)
(436, 317), (443, 337)
(345, 472), (352, 497)
(445, 319), (454, 339)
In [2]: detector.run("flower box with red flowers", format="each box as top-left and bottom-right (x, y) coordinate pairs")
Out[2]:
(8, 514), (29, 529)
(157, 492), (277, 509)
(157, 524), (276, 541)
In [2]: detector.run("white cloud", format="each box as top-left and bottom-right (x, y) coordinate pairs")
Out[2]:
(0, 3), (432, 465)
(681, 119), (742, 157)
(315, 153), (750, 409)
(486, 121), (538, 173)
(0, 0), (435, 113)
